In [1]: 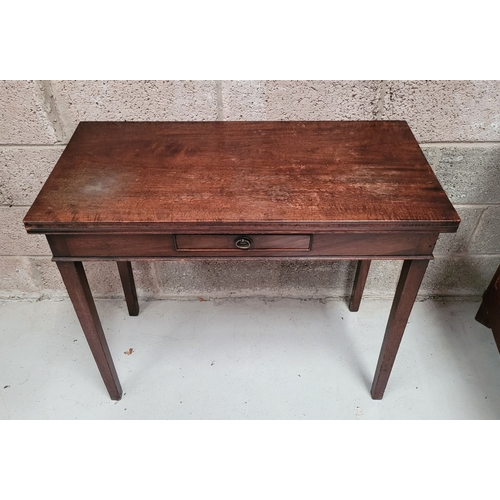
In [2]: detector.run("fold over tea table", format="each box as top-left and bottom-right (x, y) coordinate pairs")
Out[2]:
(23, 121), (460, 400)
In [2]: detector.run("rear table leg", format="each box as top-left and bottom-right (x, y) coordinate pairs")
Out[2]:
(349, 260), (371, 312)
(117, 261), (139, 316)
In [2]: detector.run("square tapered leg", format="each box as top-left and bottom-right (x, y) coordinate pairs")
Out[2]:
(57, 261), (122, 400)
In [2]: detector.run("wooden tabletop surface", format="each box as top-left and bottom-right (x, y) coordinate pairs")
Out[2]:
(24, 121), (460, 233)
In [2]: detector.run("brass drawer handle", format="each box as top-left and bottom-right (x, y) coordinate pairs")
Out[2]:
(234, 236), (252, 250)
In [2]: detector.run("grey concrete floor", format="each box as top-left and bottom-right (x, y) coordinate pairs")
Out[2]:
(1, 297), (499, 419)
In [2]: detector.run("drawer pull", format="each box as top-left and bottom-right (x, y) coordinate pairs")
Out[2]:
(234, 236), (253, 250)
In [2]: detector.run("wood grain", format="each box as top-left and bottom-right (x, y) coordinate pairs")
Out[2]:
(24, 121), (460, 234)
(46, 232), (438, 259)
(175, 234), (311, 250)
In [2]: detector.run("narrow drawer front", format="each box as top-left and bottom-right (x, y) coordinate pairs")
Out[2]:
(175, 234), (311, 251)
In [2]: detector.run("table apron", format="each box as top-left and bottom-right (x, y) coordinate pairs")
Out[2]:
(47, 232), (438, 260)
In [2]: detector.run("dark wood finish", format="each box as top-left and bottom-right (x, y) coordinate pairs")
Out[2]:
(23, 121), (460, 401)
(56, 261), (122, 400)
(24, 121), (459, 234)
(371, 259), (429, 399)
(175, 234), (311, 251)
(475, 264), (500, 352)
(117, 261), (139, 316)
(46, 232), (438, 259)
(349, 260), (371, 312)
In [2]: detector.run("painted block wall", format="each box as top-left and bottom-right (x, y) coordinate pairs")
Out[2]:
(1, 80), (499, 299)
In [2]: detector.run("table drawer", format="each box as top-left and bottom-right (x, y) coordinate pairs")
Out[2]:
(175, 234), (311, 251)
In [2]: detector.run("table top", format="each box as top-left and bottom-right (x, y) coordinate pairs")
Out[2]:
(24, 121), (460, 233)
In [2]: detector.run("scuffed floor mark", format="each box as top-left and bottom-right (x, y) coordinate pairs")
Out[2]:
(355, 406), (363, 420)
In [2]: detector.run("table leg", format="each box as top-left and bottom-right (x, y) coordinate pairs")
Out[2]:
(349, 260), (371, 312)
(117, 261), (139, 316)
(56, 261), (123, 400)
(371, 259), (429, 400)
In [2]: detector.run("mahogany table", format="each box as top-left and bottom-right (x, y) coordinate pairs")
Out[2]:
(23, 121), (460, 401)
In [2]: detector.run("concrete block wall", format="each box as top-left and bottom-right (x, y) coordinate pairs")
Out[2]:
(1, 80), (499, 300)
